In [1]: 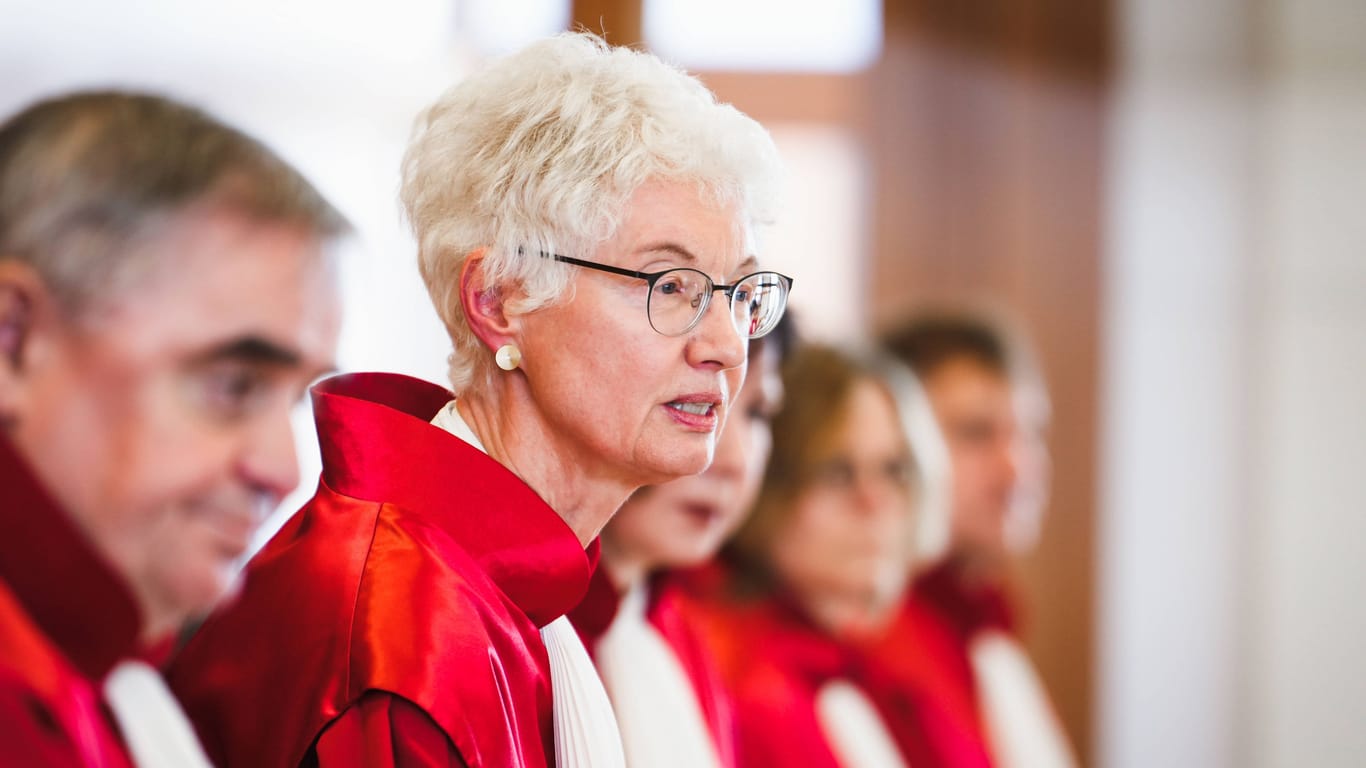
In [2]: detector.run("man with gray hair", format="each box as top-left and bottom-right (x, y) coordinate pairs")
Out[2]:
(0, 91), (345, 765)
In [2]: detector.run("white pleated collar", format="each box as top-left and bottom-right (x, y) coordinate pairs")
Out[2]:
(430, 398), (625, 768)
(596, 580), (724, 768)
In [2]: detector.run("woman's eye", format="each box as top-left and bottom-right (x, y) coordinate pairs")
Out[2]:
(884, 458), (914, 485)
(812, 460), (855, 488)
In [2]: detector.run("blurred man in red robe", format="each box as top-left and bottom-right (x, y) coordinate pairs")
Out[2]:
(883, 314), (1076, 767)
(0, 91), (345, 766)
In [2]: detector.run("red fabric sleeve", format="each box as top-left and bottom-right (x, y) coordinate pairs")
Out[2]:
(313, 691), (469, 768)
(0, 683), (133, 768)
(0, 686), (84, 768)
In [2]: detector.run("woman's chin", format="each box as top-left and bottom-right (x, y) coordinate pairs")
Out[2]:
(655, 533), (720, 570)
(637, 446), (713, 485)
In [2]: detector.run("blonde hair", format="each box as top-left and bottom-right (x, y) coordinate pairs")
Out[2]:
(400, 32), (783, 394)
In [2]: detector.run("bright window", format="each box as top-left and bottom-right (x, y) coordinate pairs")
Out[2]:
(644, 0), (882, 72)
(456, 0), (571, 55)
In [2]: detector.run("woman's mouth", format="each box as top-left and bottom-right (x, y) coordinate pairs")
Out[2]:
(680, 501), (722, 526)
(664, 397), (720, 430)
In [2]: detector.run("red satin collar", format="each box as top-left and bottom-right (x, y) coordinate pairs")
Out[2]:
(912, 559), (1018, 638)
(751, 595), (863, 686)
(311, 372), (597, 627)
(572, 569), (711, 656)
(570, 562), (622, 652)
(0, 436), (142, 681)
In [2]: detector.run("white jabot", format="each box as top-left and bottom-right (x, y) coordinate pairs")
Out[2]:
(816, 679), (911, 768)
(430, 400), (487, 452)
(542, 615), (627, 768)
(104, 661), (214, 768)
(969, 630), (1078, 768)
(595, 582), (724, 768)
(430, 399), (626, 768)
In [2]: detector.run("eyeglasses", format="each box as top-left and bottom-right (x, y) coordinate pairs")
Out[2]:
(547, 253), (794, 339)
(807, 456), (916, 495)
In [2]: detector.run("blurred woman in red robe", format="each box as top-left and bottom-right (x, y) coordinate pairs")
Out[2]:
(568, 317), (793, 768)
(168, 32), (791, 768)
(689, 344), (993, 768)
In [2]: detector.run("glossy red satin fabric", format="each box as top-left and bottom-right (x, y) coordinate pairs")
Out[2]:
(168, 373), (597, 768)
(684, 573), (994, 768)
(912, 559), (1018, 642)
(861, 592), (993, 764)
(313, 692), (470, 767)
(569, 568), (738, 767)
(0, 582), (135, 768)
(862, 558), (1025, 765)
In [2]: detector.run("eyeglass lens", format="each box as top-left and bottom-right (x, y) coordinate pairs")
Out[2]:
(647, 269), (788, 339)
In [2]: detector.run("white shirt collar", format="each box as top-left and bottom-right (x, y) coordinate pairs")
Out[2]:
(430, 400), (487, 454)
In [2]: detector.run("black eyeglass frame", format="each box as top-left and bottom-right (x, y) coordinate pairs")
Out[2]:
(544, 252), (794, 339)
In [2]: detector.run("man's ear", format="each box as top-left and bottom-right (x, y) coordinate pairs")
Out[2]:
(0, 261), (52, 426)
(458, 249), (520, 354)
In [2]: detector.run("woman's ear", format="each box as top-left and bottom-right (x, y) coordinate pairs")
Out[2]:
(459, 249), (519, 353)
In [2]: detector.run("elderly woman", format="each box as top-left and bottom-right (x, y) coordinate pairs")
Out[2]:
(689, 344), (993, 768)
(568, 317), (792, 768)
(168, 33), (788, 768)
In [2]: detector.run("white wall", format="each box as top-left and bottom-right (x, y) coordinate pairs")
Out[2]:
(1098, 0), (1255, 764)
(1101, 0), (1366, 765)
(1244, 0), (1366, 764)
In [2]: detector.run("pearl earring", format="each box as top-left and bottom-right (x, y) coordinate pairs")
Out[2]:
(495, 344), (522, 371)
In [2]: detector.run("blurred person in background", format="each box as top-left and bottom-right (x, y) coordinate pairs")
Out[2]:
(568, 315), (794, 768)
(882, 313), (1075, 768)
(168, 32), (790, 768)
(0, 91), (346, 766)
(690, 343), (993, 768)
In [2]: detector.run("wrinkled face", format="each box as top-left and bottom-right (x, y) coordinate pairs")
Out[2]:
(1, 207), (340, 639)
(922, 356), (1049, 562)
(767, 379), (917, 623)
(517, 179), (752, 488)
(602, 338), (783, 573)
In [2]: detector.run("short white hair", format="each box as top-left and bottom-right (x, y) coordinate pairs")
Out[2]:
(400, 32), (783, 395)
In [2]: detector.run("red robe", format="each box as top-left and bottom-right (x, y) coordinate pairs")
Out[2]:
(685, 574), (994, 768)
(869, 559), (1031, 767)
(912, 560), (1017, 646)
(862, 590), (992, 764)
(0, 436), (140, 767)
(568, 567), (737, 767)
(168, 373), (598, 768)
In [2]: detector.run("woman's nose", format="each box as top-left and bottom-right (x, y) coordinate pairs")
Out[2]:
(686, 290), (746, 370)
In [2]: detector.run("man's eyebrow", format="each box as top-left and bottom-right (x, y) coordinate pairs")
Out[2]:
(735, 254), (760, 274)
(193, 336), (302, 367)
